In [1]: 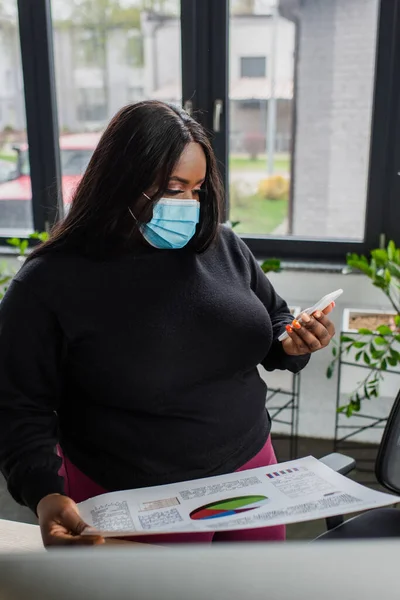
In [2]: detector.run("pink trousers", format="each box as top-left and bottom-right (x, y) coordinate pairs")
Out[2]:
(58, 436), (285, 544)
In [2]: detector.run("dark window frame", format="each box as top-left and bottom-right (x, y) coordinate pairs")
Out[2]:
(2, 0), (400, 262)
(15, 0), (62, 236)
(181, 0), (229, 219)
(183, 0), (400, 262)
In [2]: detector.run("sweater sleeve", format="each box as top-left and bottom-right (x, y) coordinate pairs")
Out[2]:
(236, 235), (310, 373)
(0, 278), (65, 513)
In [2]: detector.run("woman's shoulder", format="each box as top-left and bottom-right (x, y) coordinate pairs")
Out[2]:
(215, 224), (251, 259)
(15, 252), (66, 283)
(217, 223), (243, 247)
(13, 250), (82, 298)
(205, 225), (253, 274)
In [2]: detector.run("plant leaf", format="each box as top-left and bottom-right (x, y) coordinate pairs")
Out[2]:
(29, 231), (50, 242)
(371, 348), (386, 360)
(388, 240), (396, 261)
(376, 325), (393, 336)
(371, 249), (388, 267)
(353, 341), (366, 348)
(260, 258), (281, 273)
(19, 240), (28, 256)
(387, 263), (400, 279)
(6, 238), (20, 248)
(353, 395), (361, 411)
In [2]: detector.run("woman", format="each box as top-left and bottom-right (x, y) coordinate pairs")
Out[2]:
(0, 101), (335, 547)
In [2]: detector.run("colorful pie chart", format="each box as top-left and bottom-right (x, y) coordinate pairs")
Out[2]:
(190, 495), (269, 521)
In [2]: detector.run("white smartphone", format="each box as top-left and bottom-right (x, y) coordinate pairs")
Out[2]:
(278, 289), (343, 342)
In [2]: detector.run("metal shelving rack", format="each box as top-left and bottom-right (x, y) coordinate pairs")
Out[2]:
(266, 372), (301, 460)
(334, 330), (400, 483)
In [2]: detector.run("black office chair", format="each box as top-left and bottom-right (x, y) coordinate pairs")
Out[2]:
(317, 388), (400, 540)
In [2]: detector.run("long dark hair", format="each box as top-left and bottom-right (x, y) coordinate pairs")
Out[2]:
(27, 101), (223, 261)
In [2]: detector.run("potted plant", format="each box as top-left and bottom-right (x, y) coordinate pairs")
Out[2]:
(327, 241), (400, 417)
(0, 231), (49, 298)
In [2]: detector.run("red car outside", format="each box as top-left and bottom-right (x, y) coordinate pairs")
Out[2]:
(0, 132), (101, 232)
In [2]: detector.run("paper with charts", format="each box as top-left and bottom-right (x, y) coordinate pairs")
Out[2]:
(79, 456), (398, 537)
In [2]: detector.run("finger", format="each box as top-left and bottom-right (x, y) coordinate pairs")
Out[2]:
(43, 533), (105, 547)
(299, 314), (331, 347)
(286, 327), (311, 355)
(312, 310), (336, 338)
(281, 335), (299, 356)
(322, 301), (335, 315)
(41, 521), (105, 547)
(291, 318), (323, 352)
(40, 503), (103, 547)
(57, 504), (89, 536)
(67, 535), (105, 546)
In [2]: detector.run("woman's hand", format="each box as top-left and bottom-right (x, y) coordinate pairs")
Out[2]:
(282, 302), (336, 356)
(37, 493), (105, 548)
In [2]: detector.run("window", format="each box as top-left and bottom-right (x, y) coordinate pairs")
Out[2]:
(240, 56), (267, 78)
(228, 0), (380, 247)
(76, 88), (107, 123)
(74, 29), (104, 69)
(6, 0), (400, 260)
(126, 30), (144, 67)
(0, 1), (33, 236)
(51, 0), (182, 210)
(5, 70), (13, 91)
(20, 148), (93, 177)
(128, 86), (145, 102)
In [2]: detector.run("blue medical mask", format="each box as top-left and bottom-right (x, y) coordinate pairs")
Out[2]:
(129, 195), (200, 250)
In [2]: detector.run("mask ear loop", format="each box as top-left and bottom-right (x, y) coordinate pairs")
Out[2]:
(128, 192), (152, 222)
(128, 207), (138, 222)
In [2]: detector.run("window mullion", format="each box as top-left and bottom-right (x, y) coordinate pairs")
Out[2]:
(17, 0), (62, 233)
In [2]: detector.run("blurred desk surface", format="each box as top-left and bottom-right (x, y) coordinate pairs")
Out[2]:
(1, 540), (400, 600)
(0, 518), (150, 552)
(0, 518), (44, 553)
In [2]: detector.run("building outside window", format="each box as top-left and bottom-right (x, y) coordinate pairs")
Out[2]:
(76, 88), (107, 123)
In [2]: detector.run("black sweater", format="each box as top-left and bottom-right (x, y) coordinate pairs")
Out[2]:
(0, 227), (309, 512)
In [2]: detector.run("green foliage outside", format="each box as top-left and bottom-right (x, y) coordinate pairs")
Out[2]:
(230, 194), (288, 235)
(229, 154), (290, 173)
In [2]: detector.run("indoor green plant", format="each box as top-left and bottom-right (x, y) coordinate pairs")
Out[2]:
(327, 241), (400, 416)
(7, 230), (49, 258)
(0, 231), (49, 298)
(0, 263), (12, 300)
